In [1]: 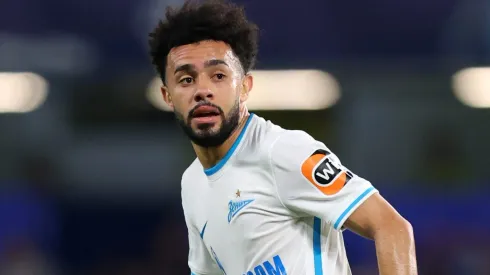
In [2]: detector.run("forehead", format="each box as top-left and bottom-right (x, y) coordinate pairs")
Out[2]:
(167, 40), (240, 70)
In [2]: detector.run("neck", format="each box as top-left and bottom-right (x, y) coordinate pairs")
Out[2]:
(193, 109), (250, 170)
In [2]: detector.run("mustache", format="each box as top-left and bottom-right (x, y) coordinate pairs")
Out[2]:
(188, 102), (224, 118)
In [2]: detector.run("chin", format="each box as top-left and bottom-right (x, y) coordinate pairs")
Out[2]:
(195, 122), (222, 132)
(194, 127), (219, 137)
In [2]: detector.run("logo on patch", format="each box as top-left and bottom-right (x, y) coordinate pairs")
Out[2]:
(301, 149), (353, 195)
(227, 199), (254, 223)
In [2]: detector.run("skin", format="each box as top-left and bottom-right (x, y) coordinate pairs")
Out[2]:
(345, 193), (418, 275)
(161, 40), (253, 169)
(162, 40), (417, 275)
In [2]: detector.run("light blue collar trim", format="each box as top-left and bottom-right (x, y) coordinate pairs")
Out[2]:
(204, 113), (254, 176)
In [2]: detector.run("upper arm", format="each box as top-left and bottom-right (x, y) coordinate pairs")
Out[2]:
(344, 192), (412, 239)
(270, 131), (378, 230)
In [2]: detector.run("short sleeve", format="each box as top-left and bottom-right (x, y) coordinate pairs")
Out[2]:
(270, 131), (378, 231)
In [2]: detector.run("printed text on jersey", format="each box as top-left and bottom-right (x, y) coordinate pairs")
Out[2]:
(228, 199), (255, 223)
(243, 255), (286, 275)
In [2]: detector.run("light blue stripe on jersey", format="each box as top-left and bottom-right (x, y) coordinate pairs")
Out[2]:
(313, 217), (323, 275)
(333, 186), (375, 230)
(200, 221), (207, 239)
(204, 113), (254, 176)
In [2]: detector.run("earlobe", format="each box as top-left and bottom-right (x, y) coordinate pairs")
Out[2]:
(240, 84), (249, 103)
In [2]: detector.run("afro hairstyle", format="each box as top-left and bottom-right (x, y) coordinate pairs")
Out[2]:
(148, 0), (259, 84)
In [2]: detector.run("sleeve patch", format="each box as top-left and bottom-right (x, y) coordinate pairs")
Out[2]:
(301, 149), (352, 195)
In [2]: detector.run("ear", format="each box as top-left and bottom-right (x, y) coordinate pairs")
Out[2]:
(240, 73), (253, 103)
(161, 85), (174, 111)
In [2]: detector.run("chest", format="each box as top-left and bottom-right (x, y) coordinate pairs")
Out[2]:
(206, 171), (278, 233)
(194, 169), (290, 263)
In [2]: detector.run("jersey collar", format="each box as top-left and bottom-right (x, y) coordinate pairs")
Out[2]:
(203, 113), (255, 177)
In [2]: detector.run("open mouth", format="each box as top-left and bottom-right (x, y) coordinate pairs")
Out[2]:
(191, 106), (221, 124)
(193, 111), (220, 118)
(192, 106), (220, 118)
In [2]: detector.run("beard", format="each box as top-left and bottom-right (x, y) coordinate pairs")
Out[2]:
(174, 99), (240, 148)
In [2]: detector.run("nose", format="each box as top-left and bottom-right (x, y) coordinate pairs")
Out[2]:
(193, 79), (214, 102)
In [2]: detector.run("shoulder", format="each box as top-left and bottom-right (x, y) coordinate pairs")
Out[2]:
(272, 129), (322, 149)
(233, 114), (286, 165)
(181, 158), (203, 187)
(181, 159), (205, 206)
(246, 115), (332, 170)
(245, 115), (310, 155)
(269, 129), (330, 169)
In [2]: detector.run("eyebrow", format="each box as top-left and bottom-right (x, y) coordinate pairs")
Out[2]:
(205, 59), (228, 68)
(174, 59), (229, 75)
(174, 64), (195, 75)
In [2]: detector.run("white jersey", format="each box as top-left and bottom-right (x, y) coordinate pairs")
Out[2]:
(182, 114), (378, 275)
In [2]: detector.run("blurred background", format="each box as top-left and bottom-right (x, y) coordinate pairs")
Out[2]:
(0, 0), (489, 274)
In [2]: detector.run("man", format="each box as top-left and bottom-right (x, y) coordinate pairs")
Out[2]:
(148, 1), (417, 274)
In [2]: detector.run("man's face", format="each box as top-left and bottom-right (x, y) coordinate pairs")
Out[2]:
(162, 40), (249, 147)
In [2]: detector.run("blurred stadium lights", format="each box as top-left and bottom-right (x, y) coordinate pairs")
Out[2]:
(147, 70), (340, 111)
(0, 72), (49, 113)
(452, 67), (490, 108)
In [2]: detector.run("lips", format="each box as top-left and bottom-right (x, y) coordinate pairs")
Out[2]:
(190, 105), (221, 125)
(192, 105), (220, 118)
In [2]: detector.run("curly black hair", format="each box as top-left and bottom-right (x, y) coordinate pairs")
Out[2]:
(148, 0), (259, 84)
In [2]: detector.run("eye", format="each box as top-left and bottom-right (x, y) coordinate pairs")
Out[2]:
(213, 73), (226, 80)
(179, 77), (194, 84)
